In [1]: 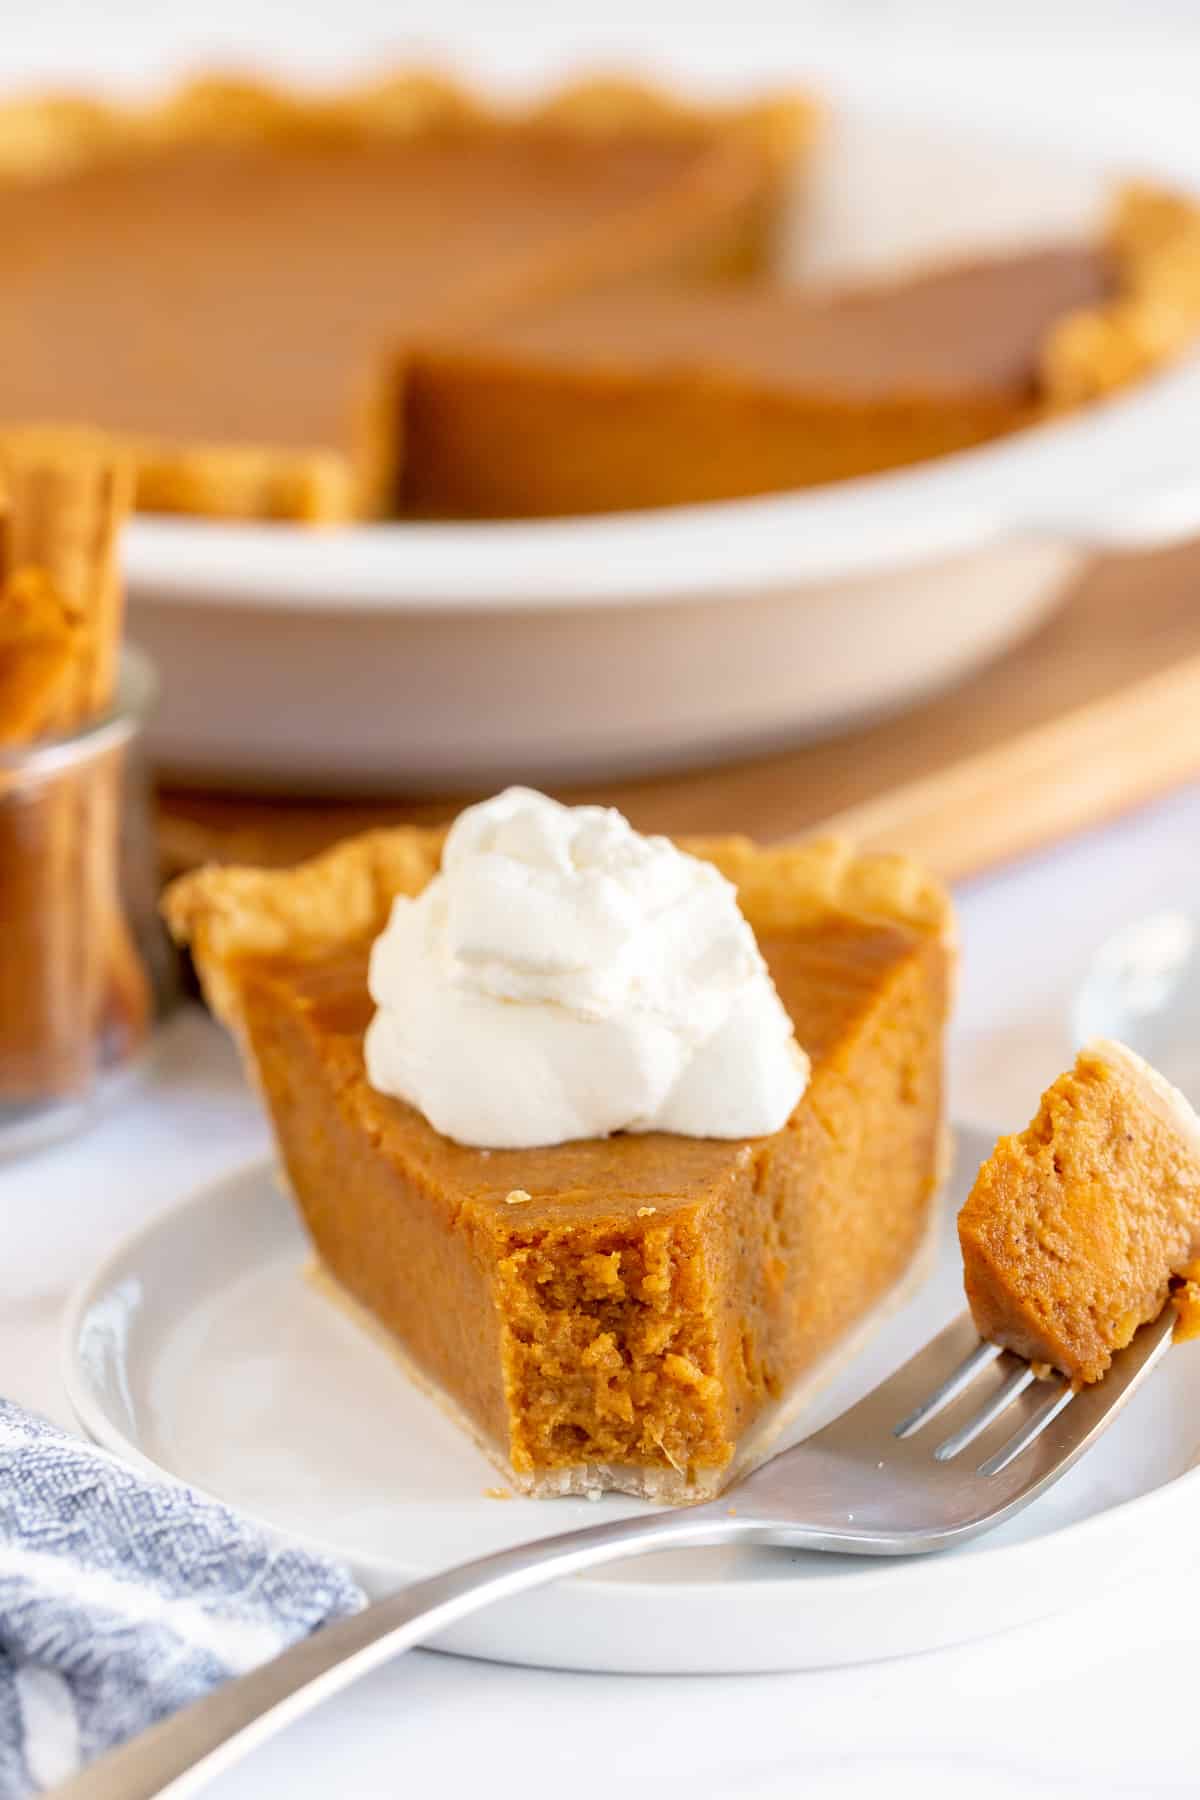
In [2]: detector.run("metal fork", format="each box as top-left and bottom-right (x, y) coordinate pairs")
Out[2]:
(60, 1307), (1175, 1800)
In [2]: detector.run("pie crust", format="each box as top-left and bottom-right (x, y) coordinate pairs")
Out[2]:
(1041, 183), (1200, 405)
(165, 826), (954, 1043)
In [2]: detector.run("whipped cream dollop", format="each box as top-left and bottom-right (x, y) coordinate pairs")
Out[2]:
(364, 787), (809, 1149)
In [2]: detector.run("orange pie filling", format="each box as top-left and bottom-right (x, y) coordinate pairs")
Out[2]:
(402, 246), (1116, 517)
(400, 185), (1200, 519)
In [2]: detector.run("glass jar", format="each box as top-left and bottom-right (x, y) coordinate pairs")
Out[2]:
(0, 647), (174, 1154)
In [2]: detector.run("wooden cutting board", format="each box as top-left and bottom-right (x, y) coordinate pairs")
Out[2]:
(156, 539), (1200, 884)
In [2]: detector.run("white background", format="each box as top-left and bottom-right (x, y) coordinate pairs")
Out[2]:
(4, 3), (1200, 1795)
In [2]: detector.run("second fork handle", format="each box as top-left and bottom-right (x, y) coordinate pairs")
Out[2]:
(57, 1502), (742, 1800)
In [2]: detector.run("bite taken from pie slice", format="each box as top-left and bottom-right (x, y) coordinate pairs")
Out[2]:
(959, 1039), (1200, 1384)
(165, 791), (954, 1502)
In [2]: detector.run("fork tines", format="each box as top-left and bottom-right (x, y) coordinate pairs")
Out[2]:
(894, 1337), (1076, 1476)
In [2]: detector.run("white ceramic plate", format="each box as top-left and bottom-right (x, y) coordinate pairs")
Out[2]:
(62, 1127), (1200, 1673)
(125, 107), (1200, 790)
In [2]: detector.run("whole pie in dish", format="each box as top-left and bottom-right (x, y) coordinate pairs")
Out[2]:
(959, 1038), (1200, 1384)
(165, 828), (954, 1501)
(5, 76), (1196, 525)
(402, 186), (1200, 517)
(0, 73), (813, 523)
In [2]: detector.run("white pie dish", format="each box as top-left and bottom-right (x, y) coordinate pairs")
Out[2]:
(124, 106), (1200, 791)
(61, 1128), (1200, 1674)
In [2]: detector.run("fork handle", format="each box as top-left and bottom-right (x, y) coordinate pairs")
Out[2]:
(57, 1503), (739, 1800)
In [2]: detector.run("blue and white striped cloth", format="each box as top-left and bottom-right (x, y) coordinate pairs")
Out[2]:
(0, 1399), (363, 1796)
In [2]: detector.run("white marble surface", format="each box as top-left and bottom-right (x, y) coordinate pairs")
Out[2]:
(5, 782), (1200, 1800)
(4, 3), (1200, 1792)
